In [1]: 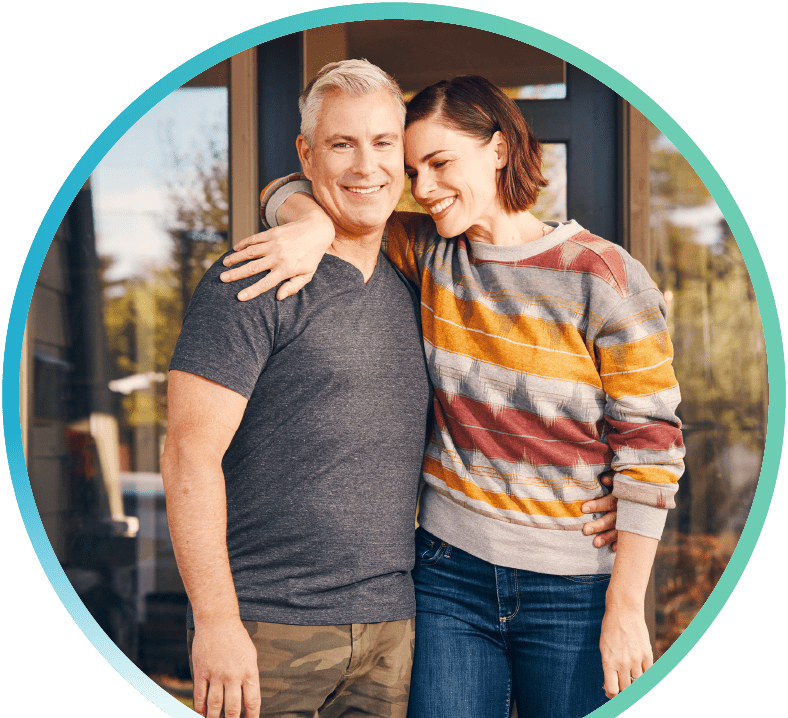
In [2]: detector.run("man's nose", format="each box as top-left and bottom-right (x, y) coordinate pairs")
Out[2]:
(351, 146), (377, 176)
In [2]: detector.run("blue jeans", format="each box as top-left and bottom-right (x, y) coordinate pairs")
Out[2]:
(407, 527), (610, 718)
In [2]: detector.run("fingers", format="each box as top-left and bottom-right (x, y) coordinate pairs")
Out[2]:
(220, 256), (276, 283)
(582, 492), (617, 515)
(581, 508), (617, 543)
(237, 271), (289, 302)
(603, 667), (620, 699)
(642, 651), (654, 671)
(232, 232), (269, 253)
(223, 682), (243, 718)
(276, 273), (316, 301)
(592, 528), (619, 549)
(193, 676), (209, 717)
(599, 472), (614, 488)
(603, 657), (652, 698)
(243, 674), (262, 718)
(206, 680), (225, 718)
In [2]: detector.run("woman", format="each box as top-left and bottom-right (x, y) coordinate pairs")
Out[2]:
(224, 75), (684, 718)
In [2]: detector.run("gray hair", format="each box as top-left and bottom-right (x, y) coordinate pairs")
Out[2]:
(299, 59), (406, 146)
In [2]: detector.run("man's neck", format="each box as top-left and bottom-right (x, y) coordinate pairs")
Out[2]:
(327, 228), (384, 283)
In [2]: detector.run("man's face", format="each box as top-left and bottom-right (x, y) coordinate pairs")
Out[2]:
(297, 89), (405, 240)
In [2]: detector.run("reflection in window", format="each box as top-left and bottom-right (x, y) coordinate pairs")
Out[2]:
(27, 64), (229, 702)
(648, 127), (766, 656)
(533, 143), (567, 221)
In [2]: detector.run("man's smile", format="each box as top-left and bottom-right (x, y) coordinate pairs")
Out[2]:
(344, 185), (386, 195)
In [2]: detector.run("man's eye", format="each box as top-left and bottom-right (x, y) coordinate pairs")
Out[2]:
(332, 142), (351, 149)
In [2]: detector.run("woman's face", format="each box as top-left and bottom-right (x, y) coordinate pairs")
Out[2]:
(404, 117), (507, 238)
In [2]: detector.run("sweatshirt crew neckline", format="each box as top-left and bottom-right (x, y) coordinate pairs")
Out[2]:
(467, 220), (584, 262)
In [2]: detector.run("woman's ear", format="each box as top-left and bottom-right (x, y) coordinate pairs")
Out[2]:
(296, 135), (314, 181)
(491, 131), (508, 169)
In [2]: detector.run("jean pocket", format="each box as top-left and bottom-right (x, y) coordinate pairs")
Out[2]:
(559, 573), (612, 584)
(415, 528), (447, 565)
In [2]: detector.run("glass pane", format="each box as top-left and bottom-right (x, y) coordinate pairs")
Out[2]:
(532, 143), (567, 221)
(648, 128), (767, 657)
(305, 21), (566, 99)
(27, 60), (229, 700)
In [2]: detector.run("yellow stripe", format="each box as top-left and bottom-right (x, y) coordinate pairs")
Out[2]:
(422, 312), (602, 388)
(616, 466), (682, 485)
(424, 456), (588, 518)
(602, 361), (679, 397)
(598, 330), (674, 374)
(384, 216), (420, 284)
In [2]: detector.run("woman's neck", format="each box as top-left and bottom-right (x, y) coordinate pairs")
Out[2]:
(464, 208), (553, 246)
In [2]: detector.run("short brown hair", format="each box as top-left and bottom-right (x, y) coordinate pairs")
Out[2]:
(405, 76), (547, 212)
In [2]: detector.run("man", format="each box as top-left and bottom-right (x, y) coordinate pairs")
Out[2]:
(163, 60), (431, 718)
(163, 60), (618, 718)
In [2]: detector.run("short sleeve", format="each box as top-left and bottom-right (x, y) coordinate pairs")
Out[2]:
(169, 254), (279, 399)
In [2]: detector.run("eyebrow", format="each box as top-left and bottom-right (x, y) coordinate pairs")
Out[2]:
(323, 132), (401, 145)
(404, 149), (450, 170)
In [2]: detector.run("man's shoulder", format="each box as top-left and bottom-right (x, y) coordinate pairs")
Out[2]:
(189, 252), (280, 315)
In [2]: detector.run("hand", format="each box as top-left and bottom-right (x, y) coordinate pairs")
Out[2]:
(599, 603), (653, 699)
(220, 211), (335, 301)
(191, 619), (261, 718)
(581, 473), (618, 551)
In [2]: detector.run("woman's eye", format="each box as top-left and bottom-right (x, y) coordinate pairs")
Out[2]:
(434, 161), (448, 169)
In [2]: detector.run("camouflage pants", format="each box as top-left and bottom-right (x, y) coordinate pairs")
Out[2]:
(187, 618), (415, 718)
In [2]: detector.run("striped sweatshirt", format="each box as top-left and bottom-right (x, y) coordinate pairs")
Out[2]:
(262, 178), (685, 576)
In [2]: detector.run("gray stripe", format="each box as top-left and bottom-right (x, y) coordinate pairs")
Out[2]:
(426, 342), (607, 421)
(419, 487), (616, 575)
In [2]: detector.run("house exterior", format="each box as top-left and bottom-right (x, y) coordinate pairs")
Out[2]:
(18, 21), (767, 696)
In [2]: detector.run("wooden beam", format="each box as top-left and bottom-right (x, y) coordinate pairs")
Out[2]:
(229, 49), (259, 245)
(622, 102), (652, 267)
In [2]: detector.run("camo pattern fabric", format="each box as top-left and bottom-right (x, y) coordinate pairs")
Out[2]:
(187, 618), (415, 717)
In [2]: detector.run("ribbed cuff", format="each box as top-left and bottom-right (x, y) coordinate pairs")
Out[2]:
(615, 498), (668, 539)
(262, 177), (313, 228)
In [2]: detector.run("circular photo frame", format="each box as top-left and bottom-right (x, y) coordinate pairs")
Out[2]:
(4, 5), (783, 718)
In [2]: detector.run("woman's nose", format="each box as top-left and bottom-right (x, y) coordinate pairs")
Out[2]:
(411, 172), (434, 202)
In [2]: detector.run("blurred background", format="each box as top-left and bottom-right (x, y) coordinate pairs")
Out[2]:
(19, 21), (767, 708)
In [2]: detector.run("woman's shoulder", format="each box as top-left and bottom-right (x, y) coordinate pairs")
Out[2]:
(383, 211), (444, 258)
(559, 225), (656, 299)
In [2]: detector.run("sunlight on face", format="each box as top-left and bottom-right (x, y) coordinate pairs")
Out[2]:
(404, 118), (506, 239)
(298, 89), (405, 241)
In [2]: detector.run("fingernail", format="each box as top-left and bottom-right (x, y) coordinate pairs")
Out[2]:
(220, 272), (228, 281)
(222, 257), (230, 266)
(238, 291), (248, 301)
(581, 503), (590, 513)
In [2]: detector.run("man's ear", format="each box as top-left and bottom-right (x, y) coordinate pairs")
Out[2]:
(491, 130), (508, 170)
(296, 135), (313, 180)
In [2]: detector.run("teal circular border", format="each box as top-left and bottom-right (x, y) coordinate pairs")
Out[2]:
(4, 5), (783, 717)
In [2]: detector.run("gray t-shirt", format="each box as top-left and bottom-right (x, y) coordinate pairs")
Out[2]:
(170, 251), (431, 626)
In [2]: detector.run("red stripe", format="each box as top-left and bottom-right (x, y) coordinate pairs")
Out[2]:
(471, 233), (628, 294)
(605, 417), (684, 452)
(432, 389), (612, 466)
